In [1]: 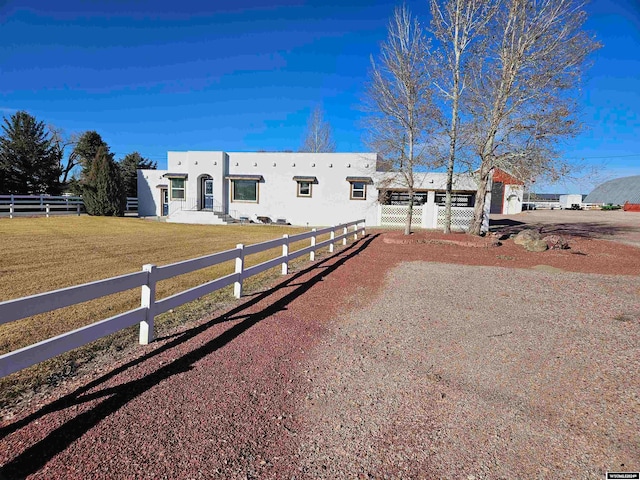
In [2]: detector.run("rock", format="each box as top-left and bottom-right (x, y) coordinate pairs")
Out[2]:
(513, 229), (541, 245)
(523, 239), (549, 252)
(543, 234), (570, 250)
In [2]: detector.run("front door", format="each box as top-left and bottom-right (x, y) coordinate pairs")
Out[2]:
(161, 188), (169, 216)
(204, 179), (214, 210)
(490, 182), (504, 214)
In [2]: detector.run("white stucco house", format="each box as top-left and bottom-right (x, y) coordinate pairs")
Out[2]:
(137, 151), (512, 230)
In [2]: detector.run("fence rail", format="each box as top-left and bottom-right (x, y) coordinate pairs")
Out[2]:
(0, 219), (366, 378)
(0, 194), (137, 217)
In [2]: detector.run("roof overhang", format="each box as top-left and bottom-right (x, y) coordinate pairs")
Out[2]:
(292, 176), (318, 183)
(155, 184), (169, 189)
(346, 176), (374, 184)
(162, 173), (188, 179)
(226, 174), (264, 181)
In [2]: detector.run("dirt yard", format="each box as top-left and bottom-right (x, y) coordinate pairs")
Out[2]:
(491, 209), (640, 247)
(0, 211), (638, 479)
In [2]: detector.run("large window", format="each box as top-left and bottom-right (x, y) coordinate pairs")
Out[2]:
(232, 179), (259, 203)
(170, 178), (185, 200)
(350, 182), (367, 200)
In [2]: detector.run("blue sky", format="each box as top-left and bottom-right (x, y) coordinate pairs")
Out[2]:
(1, 0), (638, 193)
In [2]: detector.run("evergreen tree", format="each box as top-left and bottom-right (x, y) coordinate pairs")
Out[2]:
(83, 146), (126, 216)
(0, 111), (62, 194)
(118, 151), (156, 198)
(73, 131), (110, 180)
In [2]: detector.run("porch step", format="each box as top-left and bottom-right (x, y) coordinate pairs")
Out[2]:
(213, 211), (237, 223)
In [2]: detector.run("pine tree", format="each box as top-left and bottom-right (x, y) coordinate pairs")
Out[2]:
(0, 111), (62, 194)
(118, 152), (156, 198)
(83, 146), (126, 216)
(73, 131), (110, 180)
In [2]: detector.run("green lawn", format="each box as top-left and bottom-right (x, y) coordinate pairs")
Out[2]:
(0, 216), (323, 408)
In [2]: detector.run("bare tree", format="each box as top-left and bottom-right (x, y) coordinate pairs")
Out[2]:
(363, 5), (436, 235)
(466, 0), (600, 234)
(299, 106), (336, 153)
(429, 0), (498, 233)
(48, 125), (80, 185)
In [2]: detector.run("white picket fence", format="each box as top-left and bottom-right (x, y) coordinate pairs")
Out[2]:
(0, 194), (138, 217)
(0, 219), (366, 378)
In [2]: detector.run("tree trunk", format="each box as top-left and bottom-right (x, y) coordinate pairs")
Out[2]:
(405, 191), (414, 235)
(444, 0), (463, 235)
(469, 160), (492, 235)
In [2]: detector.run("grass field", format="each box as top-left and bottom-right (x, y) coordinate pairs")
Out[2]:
(0, 216), (322, 408)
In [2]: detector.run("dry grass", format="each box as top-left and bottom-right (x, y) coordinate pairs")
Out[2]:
(0, 216), (328, 408)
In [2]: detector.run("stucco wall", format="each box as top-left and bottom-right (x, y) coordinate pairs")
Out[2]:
(222, 152), (379, 226)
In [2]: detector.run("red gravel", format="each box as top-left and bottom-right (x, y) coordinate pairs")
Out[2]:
(1, 226), (639, 479)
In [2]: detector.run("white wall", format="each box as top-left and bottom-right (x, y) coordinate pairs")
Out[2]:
(138, 169), (169, 216)
(224, 152), (380, 226)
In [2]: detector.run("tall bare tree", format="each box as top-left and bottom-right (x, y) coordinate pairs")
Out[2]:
(363, 5), (436, 235)
(299, 106), (336, 153)
(466, 0), (600, 234)
(429, 0), (498, 233)
(48, 125), (80, 185)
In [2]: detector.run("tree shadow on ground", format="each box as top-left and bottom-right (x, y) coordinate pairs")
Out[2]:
(0, 235), (378, 479)
(490, 218), (638, 239)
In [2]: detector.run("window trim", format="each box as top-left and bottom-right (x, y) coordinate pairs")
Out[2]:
(231, 179), (259, 203)
(296, 181), (312, 198)
(349, 181), (367, 200)
(169, 177), (186, 201)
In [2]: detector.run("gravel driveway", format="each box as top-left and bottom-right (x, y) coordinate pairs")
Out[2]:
(1, 230), (638, 479)
(296, 262), (640, 478)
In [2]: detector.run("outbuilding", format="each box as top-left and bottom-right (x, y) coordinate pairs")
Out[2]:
(584, 175), (640, 211)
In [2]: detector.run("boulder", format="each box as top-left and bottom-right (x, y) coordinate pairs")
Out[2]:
(513, 229), (541, 245)
(523, 239), (549, 252)
(543, 234), (570, 250)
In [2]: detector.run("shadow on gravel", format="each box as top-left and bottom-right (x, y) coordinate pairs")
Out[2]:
(0, 234), (378, 479)
(490, 218), (637, 239)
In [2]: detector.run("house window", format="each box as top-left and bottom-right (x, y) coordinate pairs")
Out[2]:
(170, 178), (185, 200)
(350, 182), (367, 200)
(232, 179), (259, 203)
(297, 181), (312, 197)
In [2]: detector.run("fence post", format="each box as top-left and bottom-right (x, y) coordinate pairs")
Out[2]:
(281, 234), (289, 275)
(353, 223), (357, 241)
(343, 225), (348, 245)
(234, 244), (244, 298)
(329, 226), (335, 253)
(139, 264), (157, 345)
(77, 203), (81, 216)
(310, 228), (317, 261)
(40, 195), (43, 212)
(46, 204), (50, 218)
(9, 204), (13, 219)
(361, 220), (366, 237)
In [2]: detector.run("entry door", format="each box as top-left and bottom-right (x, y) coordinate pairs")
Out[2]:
(161, 188), (169, 216)
(204, 179), (214, 210)
(490, 182), (504, 214)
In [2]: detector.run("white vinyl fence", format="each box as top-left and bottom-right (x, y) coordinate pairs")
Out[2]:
(435, 206), (475, 231)
(379, 204), (475, 231)
(379, 205), (423, 227)
(0, 219), (366, 378)
(0, 194), (138, 217)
